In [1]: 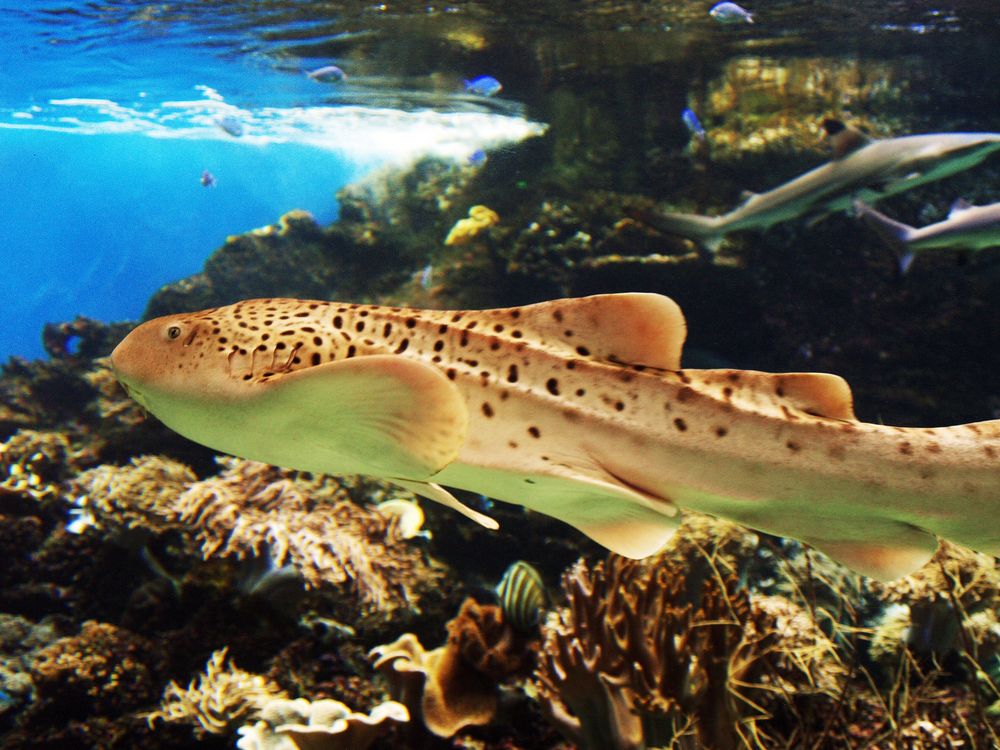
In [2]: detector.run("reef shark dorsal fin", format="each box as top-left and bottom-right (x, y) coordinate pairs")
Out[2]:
(822, 118), (872, 159)
(509, 293), (687, 370)
(949, 197), (974, 218)
(772, 372), (856, 420)
(255, 355), (469, 480)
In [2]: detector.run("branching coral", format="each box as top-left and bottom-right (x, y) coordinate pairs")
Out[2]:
(370, 597), (536, 737)
(534, 553), (842, 750)
(146, 648), (287, 737)
(236, 697), (408, 750)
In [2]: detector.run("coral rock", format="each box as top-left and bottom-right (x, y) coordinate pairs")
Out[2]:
(236, 697), (408, 750)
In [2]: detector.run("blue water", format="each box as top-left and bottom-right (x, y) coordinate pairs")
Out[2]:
(0, 1), (544, 359)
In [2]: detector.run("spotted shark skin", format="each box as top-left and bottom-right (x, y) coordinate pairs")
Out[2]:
(111, 293), (1000, 580)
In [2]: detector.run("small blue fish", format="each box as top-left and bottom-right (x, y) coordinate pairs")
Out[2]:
(464, 75), (502, 97)
(418, 263), (433, 289)
(495, 561), (547, 631)
(709, 1), (754, 23)
(217, 115), (244, 137)
(467, 149), (487, 166)
(307, 65), (347, 82)
(200, 170), (216, 188)
(681, 108), (706, 142)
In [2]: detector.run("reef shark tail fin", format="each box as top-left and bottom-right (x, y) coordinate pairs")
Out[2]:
(258, 355), (469, 479)
(634, 207), (726, 254)
(853, 200), (916, 275)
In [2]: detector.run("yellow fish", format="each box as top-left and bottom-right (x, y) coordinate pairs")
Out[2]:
(111, 293), (1000, 580)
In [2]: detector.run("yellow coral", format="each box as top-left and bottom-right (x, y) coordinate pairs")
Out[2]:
(444, 205), (499, 245)
(146, 648), (287, 736)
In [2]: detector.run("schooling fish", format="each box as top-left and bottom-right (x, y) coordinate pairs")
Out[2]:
(854, 198), (1000, 274)
(641, 121), (1000, 253)
(710, 1), (754, 24)
(681, 107), (707, 142)
(464, 75), (502, 97)
(307, 65), (347, 82)
(111, 293), (1000, 581)
(217, 115), (244, 138)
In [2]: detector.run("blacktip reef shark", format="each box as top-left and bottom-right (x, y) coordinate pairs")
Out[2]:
(111, 293), (1000, 581)
(642, 120), (1000, 252)
(854, 198), (1000, 274)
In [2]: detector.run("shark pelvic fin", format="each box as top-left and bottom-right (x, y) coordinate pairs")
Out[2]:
(807, 533), (938, 581)
(508, 293), (687, 370)
(255, 355), (468, 479)
(391, 479), (499, 529)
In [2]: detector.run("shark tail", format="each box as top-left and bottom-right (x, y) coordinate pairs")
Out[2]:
(853, 200), (917, 275)
(635, 207), (727, 255)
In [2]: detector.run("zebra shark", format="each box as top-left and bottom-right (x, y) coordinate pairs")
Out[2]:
(642, 122), (1000, 252)
(111, 293), (1000, 580)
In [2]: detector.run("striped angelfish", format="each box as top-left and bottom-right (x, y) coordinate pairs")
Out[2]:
(495, 561), (547, 631)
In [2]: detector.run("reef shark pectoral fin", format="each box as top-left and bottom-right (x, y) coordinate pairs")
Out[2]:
(391, 479), (499, 530)
(253, 354), (469, 480)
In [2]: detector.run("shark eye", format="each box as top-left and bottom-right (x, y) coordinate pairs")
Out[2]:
(166, 325), (182, 340)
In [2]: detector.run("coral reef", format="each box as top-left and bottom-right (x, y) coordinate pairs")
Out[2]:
(370, 597), (537, 738)
(236, 697), (408, 750)
(30, 620), (162, 718)
(534, 552), (842, 750)
(72, 455), (446, 613)
(444, 205), (500, 246)
(147, 648), (287, 737)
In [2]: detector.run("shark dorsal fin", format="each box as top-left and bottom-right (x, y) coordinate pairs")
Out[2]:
(949, 198), (974, 218)
(822, 118), (872, 159)
(773, 372), (856, 420)
(503, 293), (687, 370)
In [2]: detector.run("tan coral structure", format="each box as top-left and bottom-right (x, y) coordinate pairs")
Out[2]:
(535, 552), (843, 750)
(169, 457), (444, 611)
(236, 697), (408, 750)
(70, 454), (444, 612)
(146, 648), (287, 737)
(370, 598), (535, 737)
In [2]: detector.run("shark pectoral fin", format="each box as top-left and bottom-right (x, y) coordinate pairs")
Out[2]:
(514, 293), (687, 370)
(259, 355), (468, 479)
(771, 372), (856, 420)
(391, 479), (499, 530)
(806, 533), (938, 581)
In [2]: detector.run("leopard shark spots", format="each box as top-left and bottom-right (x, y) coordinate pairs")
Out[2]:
(111, 293), (1000, 581)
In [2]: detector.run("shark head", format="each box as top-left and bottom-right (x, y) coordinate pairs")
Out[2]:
(892, 132), (1000, 186)
(111, 310), (221, 408)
